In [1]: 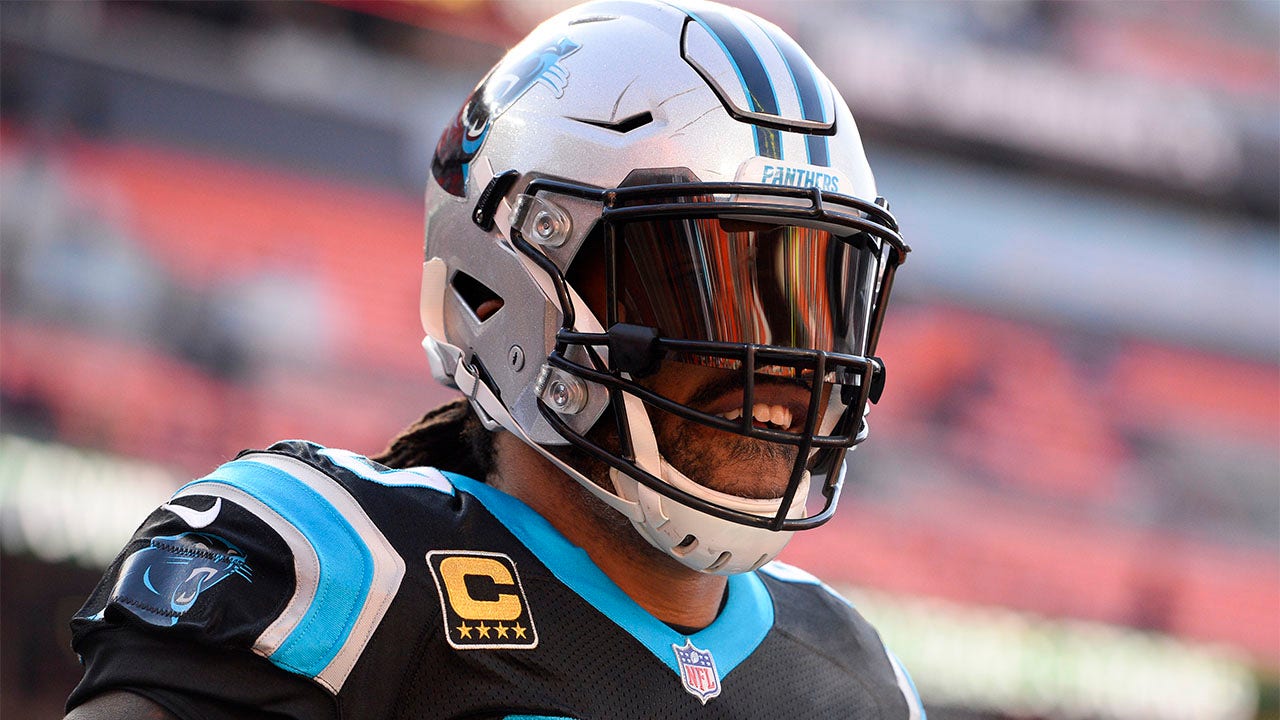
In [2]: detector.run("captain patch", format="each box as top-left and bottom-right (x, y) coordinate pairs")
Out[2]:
(427, 550), (538, 650)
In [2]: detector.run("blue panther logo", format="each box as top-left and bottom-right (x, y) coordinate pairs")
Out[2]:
(110, 532), (252, 626)
(433, 37), (582, 196)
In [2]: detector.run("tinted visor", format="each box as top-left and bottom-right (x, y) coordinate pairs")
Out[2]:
(612, 216), (883, 373)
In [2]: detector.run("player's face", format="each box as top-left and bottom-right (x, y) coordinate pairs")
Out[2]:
(569, 227), (839, 502)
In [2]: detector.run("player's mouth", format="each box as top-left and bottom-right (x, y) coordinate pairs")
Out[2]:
(699, 387), (811, 434)
(715, 403), (795, 431)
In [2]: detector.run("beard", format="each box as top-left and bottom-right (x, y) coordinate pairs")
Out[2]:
(651, 411), (798, 500)
(552, 395), (801, 503)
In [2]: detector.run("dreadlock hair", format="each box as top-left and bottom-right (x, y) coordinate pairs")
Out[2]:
(372, 397), (494, 481)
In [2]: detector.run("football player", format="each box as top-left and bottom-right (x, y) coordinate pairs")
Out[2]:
(66, 1), (923, 717)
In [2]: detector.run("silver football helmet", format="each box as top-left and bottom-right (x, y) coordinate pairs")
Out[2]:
(420, 0), (908, 574)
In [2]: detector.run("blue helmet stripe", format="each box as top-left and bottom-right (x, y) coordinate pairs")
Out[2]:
(757, 22), (831, 167)
(685, 8), (783, 159)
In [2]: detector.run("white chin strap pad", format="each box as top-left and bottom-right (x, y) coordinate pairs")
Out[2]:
(611, 393), (807, 575)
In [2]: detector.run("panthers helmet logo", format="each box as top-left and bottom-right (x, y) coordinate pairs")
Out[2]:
(432, 37), (581, 196)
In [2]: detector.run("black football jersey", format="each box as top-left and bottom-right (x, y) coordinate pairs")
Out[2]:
(68, 441), (925, 719)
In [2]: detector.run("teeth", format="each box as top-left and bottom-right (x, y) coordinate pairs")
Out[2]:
(753, 404), (771, 423)
(720, 403), (792, 429)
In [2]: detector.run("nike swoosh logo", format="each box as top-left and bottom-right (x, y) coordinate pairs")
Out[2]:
(161, 498), (222, 529)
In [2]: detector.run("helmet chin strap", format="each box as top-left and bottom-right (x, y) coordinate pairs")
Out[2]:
(611, 391), (807, 575)
(421, 329), (647, 528)
(432, 331), (811, 575)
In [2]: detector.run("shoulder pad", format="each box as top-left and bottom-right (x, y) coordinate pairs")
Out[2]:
(760, 561), (925, 719)
(759, 560), (854, 608)
(78, 442), (453, 695)
(184, 444), (454, 692)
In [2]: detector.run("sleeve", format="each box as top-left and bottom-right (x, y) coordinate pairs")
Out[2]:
(66, 442), (412, 719)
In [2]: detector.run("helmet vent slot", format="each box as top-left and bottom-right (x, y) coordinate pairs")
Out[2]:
(573, 111), (654, 134)
(671, 534), (699, 556)
(452, 271), (504, 322)
(706, 552), (732, 573)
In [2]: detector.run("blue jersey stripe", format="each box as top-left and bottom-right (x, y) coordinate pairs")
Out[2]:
(182, 460), (375, 679)
(444, 472), (774, 677)
(686, 7), (783, 159)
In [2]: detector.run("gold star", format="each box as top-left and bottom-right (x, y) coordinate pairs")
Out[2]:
(477, 622), (490, 639)
(456, 622), (473, 639)
(512, 623), (527, 639)
(495, 622), (509, 639)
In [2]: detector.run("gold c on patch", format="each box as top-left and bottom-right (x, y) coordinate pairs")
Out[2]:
(427, 550), (538, 650)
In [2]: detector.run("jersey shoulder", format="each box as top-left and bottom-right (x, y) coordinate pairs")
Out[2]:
(71, 440), (474, 696)
(759, 561), (926, 719)
(758, 561), (871, 639)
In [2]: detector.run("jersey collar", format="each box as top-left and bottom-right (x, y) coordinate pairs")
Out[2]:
(444, 472), (774, 677)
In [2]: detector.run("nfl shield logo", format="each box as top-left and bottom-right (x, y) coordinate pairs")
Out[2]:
(673, 639), (721, 703)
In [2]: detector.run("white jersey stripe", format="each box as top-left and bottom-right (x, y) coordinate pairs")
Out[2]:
(888, 649), (926, 720)
(178, 452), (408, 693)
(243, 452), (406, 693)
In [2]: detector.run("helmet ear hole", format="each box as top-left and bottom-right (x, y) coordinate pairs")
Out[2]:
(452, 271), (504, 321)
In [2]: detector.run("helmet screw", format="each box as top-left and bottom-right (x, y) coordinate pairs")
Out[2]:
(546, 377), (587, 414)
(549, 381), (570, 407)
(524, 199), (570, 247)
(534, 211), (556, 239)
(508, 344), (525, 371)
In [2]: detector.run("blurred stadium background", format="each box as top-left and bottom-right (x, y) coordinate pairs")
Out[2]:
(1, 1), (1276, 718)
